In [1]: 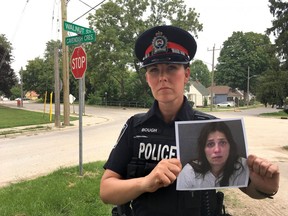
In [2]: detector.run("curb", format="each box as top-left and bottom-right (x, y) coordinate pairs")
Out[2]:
(0, 115), (109, 139)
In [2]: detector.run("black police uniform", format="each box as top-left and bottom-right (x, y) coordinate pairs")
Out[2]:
(104, 97), (222, 216)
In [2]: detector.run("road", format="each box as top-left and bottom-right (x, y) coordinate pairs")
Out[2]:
(0, 102), (287, 215)
(0, 102), (148, 186)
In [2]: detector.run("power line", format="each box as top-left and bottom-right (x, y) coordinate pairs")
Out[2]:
(207, 44), (221, 111)
(51, 0), (58, 39)
(0, 0), (30, 71)
(72, 0), (107, 23)
(78, 0), (96, 9)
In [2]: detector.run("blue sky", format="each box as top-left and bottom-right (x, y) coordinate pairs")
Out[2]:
(1, 0), (274, 73)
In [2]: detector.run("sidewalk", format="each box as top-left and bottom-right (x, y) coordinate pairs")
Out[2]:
(0, 101), (109, 138)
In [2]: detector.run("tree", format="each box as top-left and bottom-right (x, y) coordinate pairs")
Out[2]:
(265, 0), (288, 105)
(22, 40), (66, 100)
(0, 34), (18, 97)
(86, 0), (203, 102)
(189, 60), (211, 87)
(23, 57), (52, 98)
(215, 31), (278, 94)
(267, 0), (288, 69)
(256, 69), (288, 106)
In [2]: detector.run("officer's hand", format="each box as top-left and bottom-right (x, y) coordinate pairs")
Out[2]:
(247, 154), (279, 194)
(143, 158), (182, 193)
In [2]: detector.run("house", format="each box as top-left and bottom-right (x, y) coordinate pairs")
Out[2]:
(185, 80), (210, 107)
(207, 85), (242, 105)
(25, 91), (39, 101)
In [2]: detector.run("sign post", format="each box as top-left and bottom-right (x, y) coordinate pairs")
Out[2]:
(65, 20), (96, 176)
(71, 46), (87, 176)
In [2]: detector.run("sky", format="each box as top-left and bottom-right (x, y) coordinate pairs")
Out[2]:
(0, 0), (274, 74)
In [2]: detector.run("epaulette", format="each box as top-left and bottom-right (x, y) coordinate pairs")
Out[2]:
(132, 113), (146, 126)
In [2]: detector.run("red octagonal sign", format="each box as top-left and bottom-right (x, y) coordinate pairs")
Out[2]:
(71, 46), (87, 79)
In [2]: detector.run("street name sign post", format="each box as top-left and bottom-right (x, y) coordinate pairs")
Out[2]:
(71, 46), (87, 176)
(64, 20), (96, 175)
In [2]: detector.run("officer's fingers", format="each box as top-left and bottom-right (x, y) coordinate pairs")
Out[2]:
(156, 159), (181, 175)
(167, 162), (182, 176)
(256, 161), (272, 176)
(249, 156), (279, 178)
(247, 154), (258, 167)
(157, 170), (177, 187)
(265, 163), (279, 178)
(153, 163), (178, 186)
(248, 155), (266, 173)
(168, 158), (182, 168)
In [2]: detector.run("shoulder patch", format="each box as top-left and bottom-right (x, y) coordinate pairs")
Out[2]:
(115, 123), (128, 147)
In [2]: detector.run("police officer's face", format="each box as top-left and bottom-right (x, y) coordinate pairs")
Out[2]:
(204, 131), (230, 170)
(145, 64), (190, 103)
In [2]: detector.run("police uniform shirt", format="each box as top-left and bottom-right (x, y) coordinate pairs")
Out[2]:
(104, 96), (216, 216)
(177, 157), (248, 190)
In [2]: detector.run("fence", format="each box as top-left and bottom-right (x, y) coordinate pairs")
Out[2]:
(95, 100), (151, 108)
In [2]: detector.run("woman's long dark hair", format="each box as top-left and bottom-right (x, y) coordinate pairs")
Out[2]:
(192, 121), (243, 186)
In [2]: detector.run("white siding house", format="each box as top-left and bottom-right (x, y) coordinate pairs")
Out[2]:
(185, 80), (209, 107)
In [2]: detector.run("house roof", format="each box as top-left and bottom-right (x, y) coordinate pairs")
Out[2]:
(207, 85), (230, 94)
(191, 81), (210, 95)
(207, 85), (242, 97)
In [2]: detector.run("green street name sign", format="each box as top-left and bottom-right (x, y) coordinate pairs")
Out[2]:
(65, 32), (96, 45)
(64, 21), (93, 34)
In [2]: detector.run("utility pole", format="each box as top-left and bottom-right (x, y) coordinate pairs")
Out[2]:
(20, 67), (24, 107)
(54, 46), (61, 127)
(208, 44), (220, 111)
(61, 0), (70, 126)
(247, 66), (250, 107)
(246, 66), (258, 107)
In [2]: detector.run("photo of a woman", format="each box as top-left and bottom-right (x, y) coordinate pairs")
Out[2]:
(177, 120), (249, 190)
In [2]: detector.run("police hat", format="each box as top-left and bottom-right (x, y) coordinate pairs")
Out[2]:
(135, 25), (197, 68)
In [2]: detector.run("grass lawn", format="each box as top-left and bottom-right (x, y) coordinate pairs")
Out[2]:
(0, 105), (78, 129)
(259, 110), (288, 118)
(0, 161), (112, 216)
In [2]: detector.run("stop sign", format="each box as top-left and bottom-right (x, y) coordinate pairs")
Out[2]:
(71, 46), (87, 79)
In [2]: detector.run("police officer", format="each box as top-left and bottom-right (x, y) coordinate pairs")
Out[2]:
(100, 25), (280, 216)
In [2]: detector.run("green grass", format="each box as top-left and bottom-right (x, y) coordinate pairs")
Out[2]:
(259, 110), (288, 118)
(0, 105), (78, 129)
(0, 161), (113, 216)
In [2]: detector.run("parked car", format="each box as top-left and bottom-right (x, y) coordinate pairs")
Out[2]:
(216, 101), (235, 107)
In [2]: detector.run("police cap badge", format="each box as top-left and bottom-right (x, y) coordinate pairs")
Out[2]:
(135, 25), (197, 68)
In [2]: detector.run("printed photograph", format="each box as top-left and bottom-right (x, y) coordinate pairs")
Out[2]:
(176, 118), (249, 191)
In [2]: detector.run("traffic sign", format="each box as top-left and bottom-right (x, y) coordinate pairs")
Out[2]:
(64, 21), (93, 34)
(65, 32), (96, 46)
(71, 46), (87, 79)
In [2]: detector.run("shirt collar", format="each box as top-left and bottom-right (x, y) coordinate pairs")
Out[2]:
(139, 96), (195, 123)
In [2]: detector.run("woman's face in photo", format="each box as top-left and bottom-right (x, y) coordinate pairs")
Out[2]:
(204, 131), (230, 169)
